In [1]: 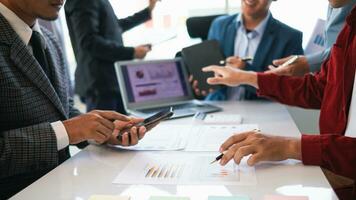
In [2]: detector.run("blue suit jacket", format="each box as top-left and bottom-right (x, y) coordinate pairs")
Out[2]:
(207, 13), (304, 100)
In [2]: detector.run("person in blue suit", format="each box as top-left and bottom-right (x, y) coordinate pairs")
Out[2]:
(198, 0), (303, 100)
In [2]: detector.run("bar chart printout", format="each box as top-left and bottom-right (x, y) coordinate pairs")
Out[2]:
(113, 153), (257, 186)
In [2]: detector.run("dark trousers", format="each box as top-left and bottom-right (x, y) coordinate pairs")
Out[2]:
(85, 93), (126, 114)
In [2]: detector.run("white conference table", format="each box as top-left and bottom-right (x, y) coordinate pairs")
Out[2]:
(11, 102), (338, 200)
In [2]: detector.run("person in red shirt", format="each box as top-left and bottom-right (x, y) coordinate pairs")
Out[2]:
(202, 0), (356, 198)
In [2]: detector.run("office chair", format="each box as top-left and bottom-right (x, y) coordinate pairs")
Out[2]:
(186, 15), (223, 40)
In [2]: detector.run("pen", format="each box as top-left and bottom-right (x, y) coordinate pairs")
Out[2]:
(241, 56), (253, 62)
(210, 151), (226, 164)
(219, 57), (253, 65)
(219, 56), (253, 65)
(279, 55), (299, 67)
(210, 129), (261, 164)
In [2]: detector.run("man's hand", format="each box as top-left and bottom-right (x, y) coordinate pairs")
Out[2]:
(202, 65), (258, 88)
(226, 56), (246, 69)
(219, 131), (301, 166)
(134, 45), (151, 59)
(107, 118), (147, 146)
(148, 0), (160, 12)
(63, 110), (130, 145)
(266, 55), (310, 77)
(189, 75), (214, 97)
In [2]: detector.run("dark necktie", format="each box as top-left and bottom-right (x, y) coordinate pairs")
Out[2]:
(29, 31), (52, 82)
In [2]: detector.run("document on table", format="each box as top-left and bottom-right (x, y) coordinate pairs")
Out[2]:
(193, 113), (243, 125)
(113, 153), (257, 186)
(112, 124), (258, 152)
(185, 124), (259, 152)
(112, 125), (190, 151)
(264, 195), (308, 200)
(208, 196), (250, 200)
(149, 197), (190, 200)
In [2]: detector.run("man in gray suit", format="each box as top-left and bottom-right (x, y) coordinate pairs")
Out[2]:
(0, 0), (147, 198)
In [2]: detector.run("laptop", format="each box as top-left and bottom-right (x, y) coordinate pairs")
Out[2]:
(181, 40), (225, 92)
(115, 58), (222, 118)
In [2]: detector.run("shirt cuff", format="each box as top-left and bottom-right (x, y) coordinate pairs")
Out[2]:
(305, 48), (331, 73)
(305, 52), (323, 72)
(301, 134), (323, 166)
(51, 121), (69, 150)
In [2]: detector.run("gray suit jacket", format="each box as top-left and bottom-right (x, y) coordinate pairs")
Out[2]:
(0, 14), (81, 199)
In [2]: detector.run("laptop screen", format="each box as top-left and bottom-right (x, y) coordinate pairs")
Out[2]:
(121, 60), (190, 103)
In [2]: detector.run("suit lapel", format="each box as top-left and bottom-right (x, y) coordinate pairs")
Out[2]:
(45, 44), (68, 117)
(224, 19), (237, 57)
(9, 39), (67, 118)
(252, 16), (277, 71)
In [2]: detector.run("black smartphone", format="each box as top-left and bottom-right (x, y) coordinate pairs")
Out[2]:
(116, 107), (174, 141)
(137, 107), (174, 127)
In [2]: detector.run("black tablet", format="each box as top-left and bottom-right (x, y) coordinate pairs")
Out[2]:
(181, 40), (225, 92)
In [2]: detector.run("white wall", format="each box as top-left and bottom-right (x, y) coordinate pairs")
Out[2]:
(269, 0), (329, 47)
(110, 0), (329, 47)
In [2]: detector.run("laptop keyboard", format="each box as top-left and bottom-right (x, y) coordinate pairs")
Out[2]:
(140, 103), (199, 113)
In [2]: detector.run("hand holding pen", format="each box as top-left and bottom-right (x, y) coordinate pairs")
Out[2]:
(278, 55), (299, 68)
(211, 129), (301, 167)
(210, 129), (261, 165)
(266, 55), (310, 77)
(219, 56), (253, 69)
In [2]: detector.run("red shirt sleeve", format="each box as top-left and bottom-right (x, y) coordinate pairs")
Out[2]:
(302, 134), (356, 179)
(257, 64), (328, 109)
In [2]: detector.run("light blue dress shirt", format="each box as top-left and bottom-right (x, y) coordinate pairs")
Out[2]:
(234, 12), (271, 61)
(227, 12), (270, 100)
(306, 1), (355, 72)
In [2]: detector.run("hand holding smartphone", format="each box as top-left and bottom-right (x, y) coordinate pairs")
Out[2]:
(116, 108), (174, 142)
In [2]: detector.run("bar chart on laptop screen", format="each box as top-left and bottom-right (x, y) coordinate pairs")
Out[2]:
(127, 62), (185, 103)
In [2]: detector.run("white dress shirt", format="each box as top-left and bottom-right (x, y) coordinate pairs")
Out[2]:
(345, 73), (356, 137)
(0, 3), (69, 150)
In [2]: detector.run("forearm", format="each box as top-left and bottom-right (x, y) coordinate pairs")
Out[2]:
(256, 72), (324, 109)
(239, 71), (259, 89)
(118, 8), (151, 31)
(285, 137), (302, 160)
